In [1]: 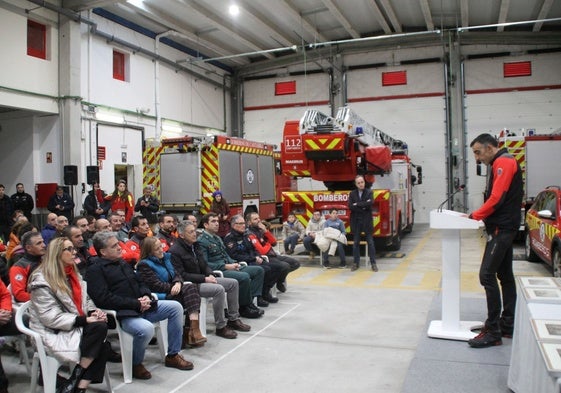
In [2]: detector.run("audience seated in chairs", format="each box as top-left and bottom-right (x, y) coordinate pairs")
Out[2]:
(86, 231), (193, 380)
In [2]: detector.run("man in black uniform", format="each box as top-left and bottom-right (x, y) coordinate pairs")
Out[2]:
(348, 175), (378, 272)
(467, 133), (523, 348)
(11, 183), (34, 222)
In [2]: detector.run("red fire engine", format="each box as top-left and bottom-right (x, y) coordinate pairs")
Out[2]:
(143, 135), (285, 219)
(280, 107), (422, 250)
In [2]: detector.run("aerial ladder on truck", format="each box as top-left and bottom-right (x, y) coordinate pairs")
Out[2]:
(281, 107), (422, 250)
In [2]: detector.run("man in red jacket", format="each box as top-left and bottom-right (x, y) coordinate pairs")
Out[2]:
(9, 231), (45, 303)
(246, 212), (299, 293)
(467, 133), (523, 348)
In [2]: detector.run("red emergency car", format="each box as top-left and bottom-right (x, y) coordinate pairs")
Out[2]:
(525, 186), (561, 277)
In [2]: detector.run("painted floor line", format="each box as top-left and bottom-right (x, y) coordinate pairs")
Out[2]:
(165, 303), (301, 393)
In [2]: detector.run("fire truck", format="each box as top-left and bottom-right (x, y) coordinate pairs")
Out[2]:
(497, 130), (561, 231)
(143, 135), (283, 219)
(280, 107), (422, 251)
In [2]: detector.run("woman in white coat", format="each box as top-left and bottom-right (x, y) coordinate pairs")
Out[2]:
(28, 237), (110, 393)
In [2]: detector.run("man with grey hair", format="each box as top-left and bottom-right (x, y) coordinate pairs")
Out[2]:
(9, 232), (45, 302)
(170, 220), (249, 339)
(87, 232), (194, 379)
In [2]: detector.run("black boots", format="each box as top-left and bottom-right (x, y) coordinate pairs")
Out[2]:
(56, 364), (86, 393)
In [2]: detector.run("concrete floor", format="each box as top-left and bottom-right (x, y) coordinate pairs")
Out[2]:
(1, 223), (551, 392)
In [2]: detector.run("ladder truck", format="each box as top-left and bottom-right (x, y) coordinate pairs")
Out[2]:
(280, 107), (422, 250)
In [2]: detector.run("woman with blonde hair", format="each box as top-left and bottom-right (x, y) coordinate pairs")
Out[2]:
(136, 236), (206, 348)
(28, 237), (110, 393)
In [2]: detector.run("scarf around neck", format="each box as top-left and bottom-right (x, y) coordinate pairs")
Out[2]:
(65, 265), (84, 316)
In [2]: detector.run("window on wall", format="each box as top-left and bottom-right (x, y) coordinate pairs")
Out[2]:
(503, 61), (532, 78)
(382, 71), (407, 86)
(113, 50), (126, 81)
(27, 20), (46, 59)
(275, 81), (296, 95)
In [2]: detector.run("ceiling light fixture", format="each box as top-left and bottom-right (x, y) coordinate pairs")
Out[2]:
(229, 4), (240, 16)
(95, 110), (124, 124)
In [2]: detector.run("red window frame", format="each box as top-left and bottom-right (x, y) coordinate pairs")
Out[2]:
(27, 20), (46, 59)
(113, 50), (126, 81)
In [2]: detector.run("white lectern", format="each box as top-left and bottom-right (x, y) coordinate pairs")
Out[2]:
(428, 209), (484, 341)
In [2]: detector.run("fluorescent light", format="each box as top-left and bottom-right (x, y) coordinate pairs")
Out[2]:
(96, 110), (124, 124)
(161, 121), (183, 134)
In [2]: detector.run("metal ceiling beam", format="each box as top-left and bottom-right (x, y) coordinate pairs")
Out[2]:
(419, 0), (434, 31)
(240, 0), (296, 46)
(365, 0), (392, 34)
(533, 0), (554, 32)
(274, 0), (328, 43)
(236, 30), (561, 77)
(62, 0), (126, 12)
(497, 0), (511, 32)
(459, 31), (561, 45)
(321, 0), (360, 39)
(379, 0), (402, 33)
(121, 2), (248, 65)
(460, 0), (469, 28)
(180, 0), (274, 59)
(237, 32), (444, 77)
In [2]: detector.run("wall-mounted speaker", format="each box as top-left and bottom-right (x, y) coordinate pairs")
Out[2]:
(63, 165), (78, 186)
(86, 166), (100, 185)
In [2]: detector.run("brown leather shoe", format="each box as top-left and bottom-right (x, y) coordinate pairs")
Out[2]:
(132, 363), (152, 380)
(165, 353), (194, 370)
(216, 325), (238, 339)
(227, 319), (251, 332)
(350, 264), (359, 272)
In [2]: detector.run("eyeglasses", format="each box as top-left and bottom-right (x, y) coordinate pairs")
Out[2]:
(233, 222), (245, 226)
(62, 246), (76, 253)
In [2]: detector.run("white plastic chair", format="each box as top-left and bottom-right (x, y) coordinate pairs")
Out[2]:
(102, 300), (168, 384)
(14, 301), (113, 393)
(6, 284), (31, 374)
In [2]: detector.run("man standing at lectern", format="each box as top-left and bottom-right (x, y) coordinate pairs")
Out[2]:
(467, 133), (522, 348)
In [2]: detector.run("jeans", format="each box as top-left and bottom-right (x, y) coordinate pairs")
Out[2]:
(303, 236), (319, 253)
(351, 222), (376, 266)
(284, 234), (300, 252)
(120, 299), (183, 365)
(479, 229), (517, 331)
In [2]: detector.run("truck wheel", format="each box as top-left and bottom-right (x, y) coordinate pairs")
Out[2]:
(387, 217), (402, 251)
(525, 231), (540, 262)
(553, 248), (561, 278)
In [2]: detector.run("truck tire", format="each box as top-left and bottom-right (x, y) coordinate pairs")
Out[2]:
(387, 216), (402, 251)
(525, 231), (540, 262)
(553, 248), (561, 278)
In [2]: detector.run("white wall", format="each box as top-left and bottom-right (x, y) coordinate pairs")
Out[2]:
(0, 3), (59, 113)
(243, 72), (330, 146)
(464, 52), (561, 210)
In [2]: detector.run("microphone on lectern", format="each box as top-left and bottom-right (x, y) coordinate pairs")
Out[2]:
(437, 185), (465, 212)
